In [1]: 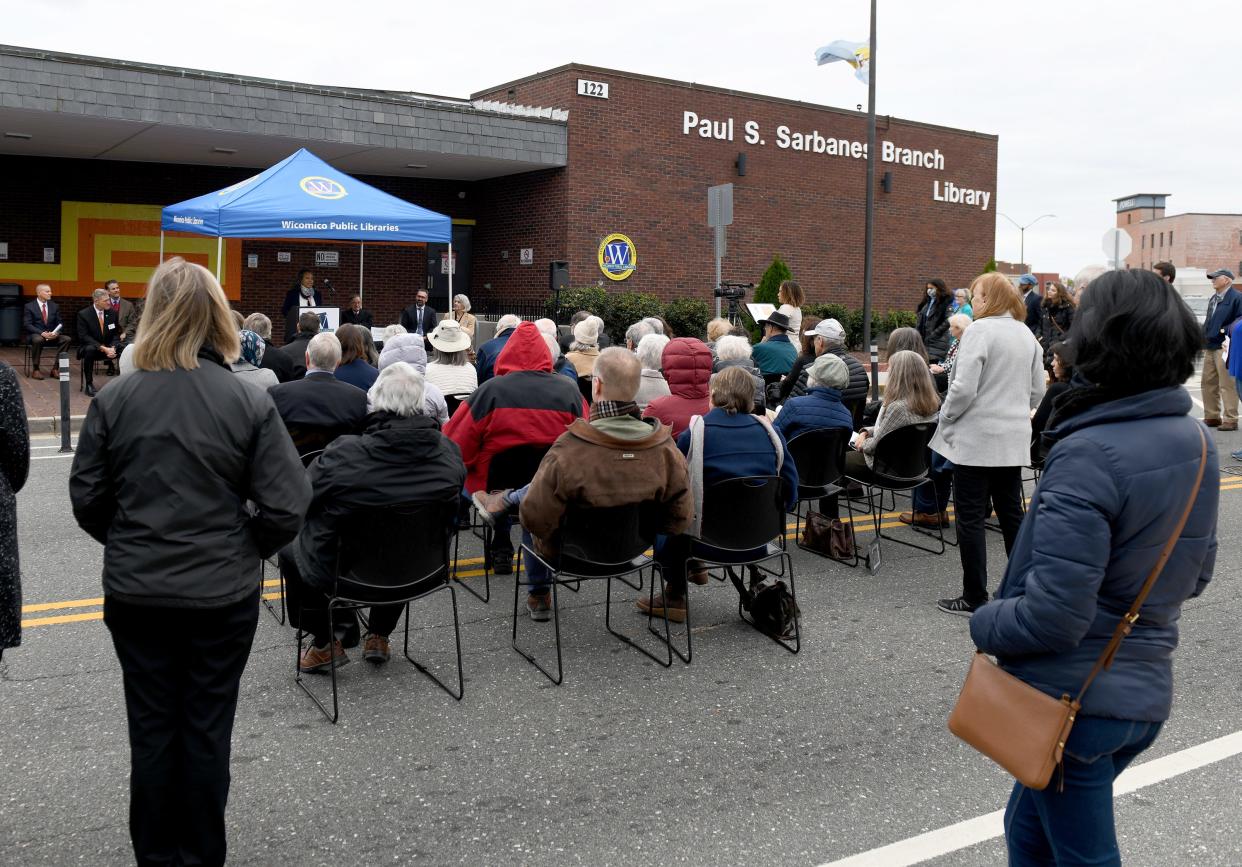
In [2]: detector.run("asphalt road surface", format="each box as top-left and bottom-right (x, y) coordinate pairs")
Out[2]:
(3, 414), (1240, 866)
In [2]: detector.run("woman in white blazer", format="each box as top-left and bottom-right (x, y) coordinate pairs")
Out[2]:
(929, 272), (1045, 616)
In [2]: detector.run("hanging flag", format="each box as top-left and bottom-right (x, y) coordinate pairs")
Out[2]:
(815, 40), (870, 85)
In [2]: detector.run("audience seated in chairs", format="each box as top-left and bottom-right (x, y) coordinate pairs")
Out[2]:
(333, 324), (379, 391)
(426, 319), (479, 396)
(268, 332), (367, 456)
(712, 335), (766, 414)
(751, 310), (798, 378)
(471, 347), (692, 621)
(378, 334), (449, 425)
(774, 314), (821, 406)
(845, 350), (940, 481)
(634, 333), (671, 410)
(643, 367), (799, 623)
(22, 283), (72, 379)
(534, 319), (580, 383)
(774, 353), (854, 519)
(643, 337), (713, 438)
(475, 314), (521, 384)
(625, 319), (655, 351)
(782, 319), (869, 414)
(279, 311), (321, 380)
(282, 362), (467, 672)
(244, 312), (294, 383)
(444, 321), (587, 575)
(564, 315), (604, 378)
(76, 288), (121, 396)
(230, 329), (280, 392)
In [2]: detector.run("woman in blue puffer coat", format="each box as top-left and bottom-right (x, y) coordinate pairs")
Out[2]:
(969, 268), (1218, 866)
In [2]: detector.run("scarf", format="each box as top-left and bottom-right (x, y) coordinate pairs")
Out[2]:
(238, 329), (265, 367)
(590, 400), (641, 421)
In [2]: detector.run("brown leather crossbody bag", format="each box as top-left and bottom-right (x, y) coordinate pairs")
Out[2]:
(948, 426), (1206, 791)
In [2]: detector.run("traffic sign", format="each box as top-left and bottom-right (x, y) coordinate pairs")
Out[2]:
(1102, 228), (1132, 268)
(708, 183), (734, 228)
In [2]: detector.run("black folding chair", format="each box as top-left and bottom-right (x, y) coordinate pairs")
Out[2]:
(846, 422), (946, 559)
(785, 428), (857, 565)
(577, 375), (594, 405)
(261, 449), (325, 625)
(295, 497), (463, 723)
(662, 475), (799, 664)
(512, 502), (668, 685)
(457, 444), (550, 603)
(444, 393), (471, 419)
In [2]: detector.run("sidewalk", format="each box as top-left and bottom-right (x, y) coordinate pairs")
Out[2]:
(1, 346), (101, 431)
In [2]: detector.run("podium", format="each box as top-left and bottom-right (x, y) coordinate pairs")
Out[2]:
(305, 307), (340, 333)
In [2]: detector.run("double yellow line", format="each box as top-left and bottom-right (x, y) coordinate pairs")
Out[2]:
(20, 479), (1242, 630)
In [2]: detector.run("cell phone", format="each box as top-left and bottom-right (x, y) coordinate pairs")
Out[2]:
(849, 431), (861, 449)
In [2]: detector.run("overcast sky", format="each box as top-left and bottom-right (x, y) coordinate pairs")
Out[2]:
(8, 0), (1240, 275)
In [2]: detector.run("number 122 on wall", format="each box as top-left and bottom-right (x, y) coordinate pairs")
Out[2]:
(577, 79), (609, 99)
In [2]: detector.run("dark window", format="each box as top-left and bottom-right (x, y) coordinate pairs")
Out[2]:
(1169, 231), (1173, 245)
(1159, 232), (1164, 247)
(1141, 235), (1146, 249)
(1127, 214), (1132, 224)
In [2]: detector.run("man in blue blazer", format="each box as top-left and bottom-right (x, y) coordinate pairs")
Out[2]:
(22, 284), (72, 379)
(1201, 268), (1242, 431)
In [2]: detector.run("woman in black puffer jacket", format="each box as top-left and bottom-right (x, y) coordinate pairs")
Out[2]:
(916, 278), (954, 362)
(1039, 281), (1076, 371)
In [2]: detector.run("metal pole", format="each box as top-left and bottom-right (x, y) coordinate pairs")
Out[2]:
(359, 242), (365, 301)
(1020, 228), (1025, 273)
(447, 240), (454, 303)
(57, 353), (71, 453)
(715, 250), (722, 320)
(159, 231), (164, 263)
(862, 0), (879, 400)
(215, 235), (222, 281)
(870, 342), (879, 403)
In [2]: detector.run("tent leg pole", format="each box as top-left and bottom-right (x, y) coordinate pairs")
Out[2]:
(359, 242), (364, 301)
(215, 235), (222, 281)
(159, 231), (164, 263)
(447, 240), (453, 301)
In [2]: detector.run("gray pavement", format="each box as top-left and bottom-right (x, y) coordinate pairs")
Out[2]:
(2, 421), (1240, 866)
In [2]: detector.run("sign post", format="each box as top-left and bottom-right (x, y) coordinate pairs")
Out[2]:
(707, 183), (734, 319)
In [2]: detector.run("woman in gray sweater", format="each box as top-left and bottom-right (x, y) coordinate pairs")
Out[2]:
(930, 273), (1045, 616)
(845, 350), (940, 476)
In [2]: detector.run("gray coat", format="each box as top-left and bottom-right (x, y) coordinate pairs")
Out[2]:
(930, 315), (1045, 467)
(0, 363), (29, 652)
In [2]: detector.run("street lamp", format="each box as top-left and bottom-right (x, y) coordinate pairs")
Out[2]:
(999, 213), (1056, 272)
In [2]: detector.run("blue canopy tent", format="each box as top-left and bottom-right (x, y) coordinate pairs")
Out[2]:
(161, 148), (453, 298)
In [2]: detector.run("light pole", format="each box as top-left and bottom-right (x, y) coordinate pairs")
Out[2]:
(999, 213), (1056, 272)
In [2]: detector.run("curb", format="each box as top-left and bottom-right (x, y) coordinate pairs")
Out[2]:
(28, 415), (87, 435)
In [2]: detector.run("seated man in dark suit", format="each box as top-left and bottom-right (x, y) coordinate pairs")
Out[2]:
(104, 279), (140, 348)
(279, 311), (321, 380)
(399, 289), (437, 347)
(281, 362), (467, 670)
(76, 288), (119, 396)
(243, 312), (295, 383)
(22, 283), (71, 380)
(340, 295), (374, 329)
(268, 332), (368, 456)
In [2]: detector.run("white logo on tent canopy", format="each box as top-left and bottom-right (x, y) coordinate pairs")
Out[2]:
(300, 176), (347, 200)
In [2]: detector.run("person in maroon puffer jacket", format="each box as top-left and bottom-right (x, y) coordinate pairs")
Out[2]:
(643, 337), (712, 437)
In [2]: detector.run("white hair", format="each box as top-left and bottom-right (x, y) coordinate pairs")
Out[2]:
(534, 318), (558, 338)
(948, 313), (973, 331)
(367, 362), (426, 417)
(495, 314), (521, 334)
(453, 293), (472, 312)
(635, 332), (670, 370)
(641, 316), (665, 335)
(243, 312), (272, 339)
(306, 332), (342, 372)
(542, 333), (562, 361)
(626, 320), (654, 348)
(382, 323), (407, 340)
(715, 334), (753, 363)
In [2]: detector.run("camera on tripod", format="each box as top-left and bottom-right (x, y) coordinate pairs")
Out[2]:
(714, 281), (755, 325)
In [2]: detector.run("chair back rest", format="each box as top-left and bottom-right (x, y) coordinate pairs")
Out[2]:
(786, 428), (849, 489)
(444, 393), (470, 419)
(847, 398), (866, 430)
(287, 423), (351, 458)
(577, 375), (594, 405)
(699, 475), (787, 551)
(559, 501), (657, 566)
(337, 498), (457, 596)
(487, 444), (551, 491)
(870, 422), (936, 482)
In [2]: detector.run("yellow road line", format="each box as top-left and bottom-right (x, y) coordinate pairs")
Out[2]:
(22, 611), (104, 628)
(22, 596), (105, 613)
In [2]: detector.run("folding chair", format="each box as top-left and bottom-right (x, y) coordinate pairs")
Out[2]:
(785, 428), (858, 566)
(295, 497), (463, 723)
(457, 444), (550, 602)
(443, 393), (471, 420)
(512, 502), (667, 685)
(662, 475), (799, 664)
(261, 448), (325, 625)
(846, 422), (946, 559)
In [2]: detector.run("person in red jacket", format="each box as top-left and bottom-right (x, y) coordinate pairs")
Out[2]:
(642, 337), (713, 437)
(443, 321), (587, 573)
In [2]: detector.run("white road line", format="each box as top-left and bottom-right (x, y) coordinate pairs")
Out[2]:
(819, 730), (1242, 867)
(31, 454), (74, 460)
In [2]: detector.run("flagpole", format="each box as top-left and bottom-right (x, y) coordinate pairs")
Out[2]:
(862, 0), (878, 400)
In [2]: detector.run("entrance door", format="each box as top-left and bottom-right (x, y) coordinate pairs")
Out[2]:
(426, 224), (472, 313)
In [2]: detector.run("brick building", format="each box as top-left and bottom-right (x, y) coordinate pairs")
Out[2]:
(1115, 193), (1242, 277)
(0, 45), (997, 344)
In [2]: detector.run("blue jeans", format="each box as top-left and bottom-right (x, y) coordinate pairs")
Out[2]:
(501, 485), (551, 596)
(1004, 715), (1162, 866)
(462, 487), (514, 557)
(913, 450), (954, 513)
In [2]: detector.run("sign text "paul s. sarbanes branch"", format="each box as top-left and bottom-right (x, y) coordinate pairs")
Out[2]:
(682, 111), (991, 211)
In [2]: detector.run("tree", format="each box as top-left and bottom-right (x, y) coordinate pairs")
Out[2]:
(983, 256), (998, 274)
(754, 255), (793, 306)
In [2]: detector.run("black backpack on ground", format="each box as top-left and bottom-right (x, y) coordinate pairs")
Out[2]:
(725, 566), (799, 639)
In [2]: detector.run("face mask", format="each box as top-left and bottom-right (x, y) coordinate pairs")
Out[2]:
(927, 288), (936, 298)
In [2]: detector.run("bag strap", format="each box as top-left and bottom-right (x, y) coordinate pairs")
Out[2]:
(1073, 425), (1207, 704)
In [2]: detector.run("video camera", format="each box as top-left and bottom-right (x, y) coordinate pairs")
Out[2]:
(714, 280), (754, 300)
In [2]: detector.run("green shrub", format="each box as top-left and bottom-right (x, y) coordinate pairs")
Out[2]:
(662, 297), (712, 340)
(754, 255), (793, 306)
(550, 286), (607, 322)
(983, 256), (997, 274)
(601, 291), (665, 345)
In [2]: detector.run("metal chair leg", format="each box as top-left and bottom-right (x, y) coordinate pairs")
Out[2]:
(261, 556), (286, 624)
(510, 547), (564, 685)
(402, 591), (464, 701)
(606, 565), (672, 668)
(456, 515), (492, 603)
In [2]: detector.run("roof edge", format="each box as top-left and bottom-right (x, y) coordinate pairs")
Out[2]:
(472, 62), (999, 142)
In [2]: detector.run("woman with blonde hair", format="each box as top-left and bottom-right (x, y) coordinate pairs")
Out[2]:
(777, 279), (805, 337)
(846, 350), (940, 476)
(451, 293), (477, 360)
(69, 258), (309, 866)
(930, 271), (1045, 617)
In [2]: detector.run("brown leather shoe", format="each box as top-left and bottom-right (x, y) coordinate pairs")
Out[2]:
(688, 561), (710, 585)
(637, 592), (687, 623)
(299, 640), (349, 673)
(1220, 422), (1238, 432)
(1204, 418), (1221, 427)
(471, 489), (512, 529)
(363, 633), (390, 664)
(30, 369), (45, 380)
(898, 511), (946, 528)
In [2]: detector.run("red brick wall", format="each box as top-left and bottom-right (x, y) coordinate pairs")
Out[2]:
(476, 66), (999, 314)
